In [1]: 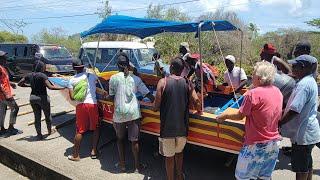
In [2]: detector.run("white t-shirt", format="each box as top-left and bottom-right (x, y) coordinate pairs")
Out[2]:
(69, 72), (98, 104)
(109, 72), (143, 123)
(131, 73), (150, 97)
(224, 67), (247, 88)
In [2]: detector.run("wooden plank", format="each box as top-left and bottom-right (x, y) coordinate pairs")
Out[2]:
(27, 109), (74, 126)
(18, 102), (30, 108)
(17, 110), (33, 116)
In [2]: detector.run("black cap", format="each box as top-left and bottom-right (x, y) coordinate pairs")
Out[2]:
(117, 52), (130, 67)
(295, 41), (311, 52)
(72, 59), (84, 68)
(0, 51), (8, 57)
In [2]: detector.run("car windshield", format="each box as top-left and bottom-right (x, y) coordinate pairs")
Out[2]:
(41, 46), (72, 59)
(133, 48), (157, 66)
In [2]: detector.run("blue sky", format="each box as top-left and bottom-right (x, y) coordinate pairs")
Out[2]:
(0, 0), (319, 40)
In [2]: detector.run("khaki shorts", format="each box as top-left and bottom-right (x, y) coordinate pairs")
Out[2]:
(159, 137), (187, 157)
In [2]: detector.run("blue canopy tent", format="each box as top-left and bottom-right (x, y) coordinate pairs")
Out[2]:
(80, 15), (242, 111)
(80, 15), (238, 38)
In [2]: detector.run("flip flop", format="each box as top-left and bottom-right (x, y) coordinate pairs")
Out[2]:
(90, 153), (99, 159)
(48, 127), (57, 135)
(67, 155), (80, 161)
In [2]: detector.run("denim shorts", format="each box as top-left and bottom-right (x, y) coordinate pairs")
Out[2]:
(235, 140), (280, 180)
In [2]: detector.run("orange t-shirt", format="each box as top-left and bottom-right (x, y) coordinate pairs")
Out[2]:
(0, 65), (13, 100)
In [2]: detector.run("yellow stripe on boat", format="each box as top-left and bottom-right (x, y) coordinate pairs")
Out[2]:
(142, 117), (160, 125)
(189, 118), (218, 127)
(220, 124), (245, 136)
(219, 134), (242, 144)
(189, 127), (218, 137)
(141, 109), (160, 116)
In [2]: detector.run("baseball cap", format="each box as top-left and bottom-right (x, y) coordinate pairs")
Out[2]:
(261, 43), (276, 55)
(225, 55), (236, 63)
(295, 41), (311, 52)
(180, 42), (190, 52)
(0, 51), (8, 57)
(72, 59), (84, 68)
(190, 53), (200, 60)
(288, 55), (317, 66)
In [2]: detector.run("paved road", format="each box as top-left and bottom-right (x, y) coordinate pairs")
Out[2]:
(0, 86), (320, 179)
(0, 163), (28, 180)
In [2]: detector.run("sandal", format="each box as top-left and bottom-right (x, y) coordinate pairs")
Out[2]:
(67, 155), (80, 161)
(115, 162), (126, 172)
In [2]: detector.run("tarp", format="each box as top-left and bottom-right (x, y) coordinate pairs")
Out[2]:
(80, 15), (238, 38)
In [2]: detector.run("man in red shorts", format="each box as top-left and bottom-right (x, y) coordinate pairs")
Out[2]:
(67, 61), (100, 161)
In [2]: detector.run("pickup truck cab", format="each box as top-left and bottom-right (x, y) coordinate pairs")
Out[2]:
(0, 43), (74, 79)
(79, 41), (169, 75)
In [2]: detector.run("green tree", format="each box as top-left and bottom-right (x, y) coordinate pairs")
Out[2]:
(146, 4), (163, 19)
(248, 23), (259, 40)
(97, 0), (112, 19)
(31, 28), (81, 56)
(0, 31), (28, 43)
(306, 18), (320, 28)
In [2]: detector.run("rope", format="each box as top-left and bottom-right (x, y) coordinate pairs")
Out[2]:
(80, 37), (105, 91)
(211, 23), (239, 107)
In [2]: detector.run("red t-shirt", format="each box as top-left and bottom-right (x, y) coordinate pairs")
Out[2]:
(239, 85), (283, 145)
(0, 65), (12, 100)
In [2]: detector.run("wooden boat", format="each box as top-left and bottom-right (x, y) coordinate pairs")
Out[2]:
(60, 15), (248, 154)
(96, 71), (245, 154)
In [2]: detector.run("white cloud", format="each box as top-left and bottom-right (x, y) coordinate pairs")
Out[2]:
(260, 0), (311, 16)
(199, 0), (250, 12)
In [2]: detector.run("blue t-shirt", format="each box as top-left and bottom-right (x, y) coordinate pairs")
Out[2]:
(282, 75), (320, 145)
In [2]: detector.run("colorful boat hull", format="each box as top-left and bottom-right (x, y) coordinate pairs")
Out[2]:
(99, 100), (245, 154)
(49, 72), (246, 154)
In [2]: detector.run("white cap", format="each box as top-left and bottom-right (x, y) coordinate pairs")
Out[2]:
(180, 42), (190, 52)
(35, 52), (43, 59)
(225, 55), (236, 64)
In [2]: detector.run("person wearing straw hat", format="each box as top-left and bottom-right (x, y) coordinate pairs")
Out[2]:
(179, 42), (194, 78)
(223, 55), (247, 92)
(0, 51), (21, 136)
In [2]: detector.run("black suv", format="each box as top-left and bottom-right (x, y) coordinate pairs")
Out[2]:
(0, 43), (74, 79)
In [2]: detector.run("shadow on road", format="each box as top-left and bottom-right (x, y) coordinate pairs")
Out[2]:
(54, 120), (237, 180)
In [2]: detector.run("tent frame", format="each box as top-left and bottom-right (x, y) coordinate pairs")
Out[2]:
(80, 17), (244, 112)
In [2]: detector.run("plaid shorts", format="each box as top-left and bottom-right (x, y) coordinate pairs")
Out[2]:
(235, 140), (280, 180)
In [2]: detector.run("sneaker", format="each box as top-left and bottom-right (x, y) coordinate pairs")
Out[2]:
(0, 129), (7, 136)
(7, 128), (23, 136)
(36, 134), (44, 141)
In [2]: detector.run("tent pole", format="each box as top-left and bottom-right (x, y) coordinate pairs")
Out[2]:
(198, 22), (204, 112)
(239, 30), (244, 83)
(82, 35), (105, 91)
(94, 33), (102, 70)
